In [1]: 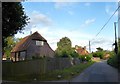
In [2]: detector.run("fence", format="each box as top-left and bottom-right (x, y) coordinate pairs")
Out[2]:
(2, 58), (81, 77)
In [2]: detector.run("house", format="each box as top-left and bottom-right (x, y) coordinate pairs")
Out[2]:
(75, 45), (89, 55)
(11, 31), (55, 61)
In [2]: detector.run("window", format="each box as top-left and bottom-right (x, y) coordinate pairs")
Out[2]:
(36, 40), (44, 46)
(20, 51), (26, 60)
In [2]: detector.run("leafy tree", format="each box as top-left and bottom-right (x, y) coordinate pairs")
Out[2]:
(4, 36), (22, 58)
(92, 47), (104, 59)
(55, 37), (73, 57)
(4, 36), (16, 58)
(96, 47), (103, 51)
(2, 2), (29, 49)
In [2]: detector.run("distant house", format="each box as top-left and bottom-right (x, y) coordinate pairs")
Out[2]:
(11, 31), (55, 61)
(75, 45), (89, 55)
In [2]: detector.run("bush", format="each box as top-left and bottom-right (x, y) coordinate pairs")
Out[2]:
(107, 52), (119, 68)
(79, 54), (92, 62)
(93, 51), (104, 59)
(61, 51), (69, 57)
(55, 50), (80, 58)
(70, 51), (79, 58)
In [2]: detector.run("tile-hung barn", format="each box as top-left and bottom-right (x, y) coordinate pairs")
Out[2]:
(11, 31), (55, 61)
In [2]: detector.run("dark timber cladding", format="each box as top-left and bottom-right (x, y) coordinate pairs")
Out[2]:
(10, 31), (55, 61)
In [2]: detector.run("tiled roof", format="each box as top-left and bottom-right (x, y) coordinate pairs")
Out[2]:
(76, 47), (89, 55)
(11, 31), (47, 52)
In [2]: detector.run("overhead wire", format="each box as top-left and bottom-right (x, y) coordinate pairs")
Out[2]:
(90, 6), (120, 42)
(85, 5), (120, 51)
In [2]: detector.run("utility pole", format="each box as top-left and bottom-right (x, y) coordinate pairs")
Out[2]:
(114, 22), (118, 54)
(89, 40), (91, 53)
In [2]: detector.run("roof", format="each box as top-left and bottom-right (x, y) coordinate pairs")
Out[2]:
(11, 31), (47, 52)
(75, 47), (89, 55)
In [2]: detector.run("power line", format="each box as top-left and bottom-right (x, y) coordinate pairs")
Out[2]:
(90, 6), (120, 42)
(86, 6), (120, 52)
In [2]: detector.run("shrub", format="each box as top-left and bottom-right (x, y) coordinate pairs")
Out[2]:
(92, 51), (104, 59)
(55, 50), (79, 58)
(70, 51), (79, 58)
(79, 54), (92, 62)
(107, 52), (119, 68)
(61, 51), (69, 57)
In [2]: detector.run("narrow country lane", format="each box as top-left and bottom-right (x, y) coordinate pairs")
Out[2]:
(70, 60), (119, 82)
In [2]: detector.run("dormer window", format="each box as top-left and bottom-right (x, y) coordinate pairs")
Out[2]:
(36, 40), (44, 46)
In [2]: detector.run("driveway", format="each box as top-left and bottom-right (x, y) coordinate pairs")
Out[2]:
(70, 60), (119, 82)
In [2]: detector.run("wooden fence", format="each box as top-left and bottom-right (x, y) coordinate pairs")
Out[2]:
(2, 58), (81, 77)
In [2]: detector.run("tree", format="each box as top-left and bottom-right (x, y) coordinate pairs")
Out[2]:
(96, 47), (103, 51)
(4, 36), (16, 58)
(2, 2), (29, 49)
(4, 36), (22, 58)
(55, 37), (73, 57)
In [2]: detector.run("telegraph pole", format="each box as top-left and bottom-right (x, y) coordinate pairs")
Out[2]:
(114, 22), (118, 54)
(89, 40), (91, 53)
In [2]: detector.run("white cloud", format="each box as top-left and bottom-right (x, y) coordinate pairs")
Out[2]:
(84, 3), (91, 6)
(105, 5), (118, 17)
(16, 11), (53, 33)
(30, 11), (53, 26)
(80, 18), (96, 28)
(15, 10), (53, 39)
(54, 2), (72, 9)
(68, 10), (74, 15)
(31, 26), (48, 35)
(85, 18), (96, 25)
(90, 38), (114, 52)
(54, 2), (77, 10)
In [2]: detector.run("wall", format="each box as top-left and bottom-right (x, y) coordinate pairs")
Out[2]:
(2, 58), (80, 77)
(27, 40), (55, 59)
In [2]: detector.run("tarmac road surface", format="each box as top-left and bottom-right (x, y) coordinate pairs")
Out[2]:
(70, 60), (119, 82)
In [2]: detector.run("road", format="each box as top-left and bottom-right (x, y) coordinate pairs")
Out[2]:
(70, 60), (119, 82)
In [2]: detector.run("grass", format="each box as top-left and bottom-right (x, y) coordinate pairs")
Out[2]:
(39, 61), (94, 81)
(3, 61), (95, 82)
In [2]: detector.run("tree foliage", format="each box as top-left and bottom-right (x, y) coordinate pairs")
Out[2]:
(4, 36), (22, 58)
(4, 36), (16, 58)
(96, 47), (103, 51)
(55, 37), (73, 57)
(92, 47), (104, 59)
(2, 2), (29, 48)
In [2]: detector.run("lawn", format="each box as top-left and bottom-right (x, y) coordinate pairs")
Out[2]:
(3, 61), (94, 82)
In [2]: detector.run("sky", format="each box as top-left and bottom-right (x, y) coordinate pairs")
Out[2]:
(15, 1), (119, 52)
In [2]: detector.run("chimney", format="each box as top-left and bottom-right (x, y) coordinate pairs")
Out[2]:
(84, 46), (86, 50)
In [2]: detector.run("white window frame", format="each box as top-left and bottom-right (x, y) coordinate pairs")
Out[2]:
(36, 40), (44, 46)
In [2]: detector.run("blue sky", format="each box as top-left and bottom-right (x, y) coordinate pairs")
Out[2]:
(15, 2), (119, 52)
